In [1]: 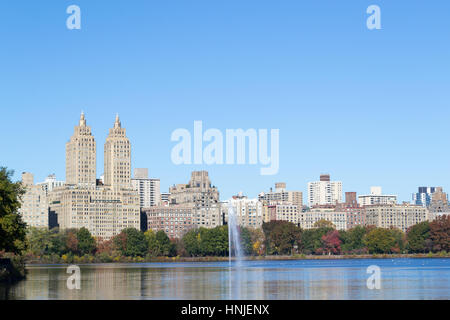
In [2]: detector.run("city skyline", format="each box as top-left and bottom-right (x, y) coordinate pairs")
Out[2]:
(14, 111), (450, 205)
(1, 1), (450, 202)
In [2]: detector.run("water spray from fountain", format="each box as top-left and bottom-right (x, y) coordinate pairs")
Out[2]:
(227, 203), (243, 267)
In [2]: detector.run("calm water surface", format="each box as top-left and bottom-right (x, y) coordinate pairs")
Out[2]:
(1, 258), (449, 300)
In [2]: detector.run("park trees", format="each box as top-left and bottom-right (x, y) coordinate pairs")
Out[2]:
(0, 167), (27, 254)
(113, 228), (148, 257)
(429, 215), (450, 253)
(77, 227), (96, 255)
(340, 226), (368, 254)
(262, 221), (301, 255)
(182, 229), (201, 257)
(364, 228), (391, 254)
(406, 221), (431, 253)
(318, 230), (342, 255)
(181, 226), (228, 257)
(301, 226), (334, 255)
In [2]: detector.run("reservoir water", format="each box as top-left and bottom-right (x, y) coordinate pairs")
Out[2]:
(1, 258), (449, 300)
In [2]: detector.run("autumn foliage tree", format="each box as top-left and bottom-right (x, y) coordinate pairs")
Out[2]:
(262, 221), (301, 255)
(429, 215), (450, 253)
(318, 230), (342, 255)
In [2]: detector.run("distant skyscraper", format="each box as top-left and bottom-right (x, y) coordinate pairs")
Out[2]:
(104, 114), (131, 190)
(307, 174), (342, 207)
(65, 112), (96, 186)
(412, 187), (437, 207)
(131, 168), (161, 208)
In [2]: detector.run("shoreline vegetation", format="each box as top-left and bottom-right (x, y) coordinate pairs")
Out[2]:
(0, 256), (26, 283)
(24, 252), (450, 266)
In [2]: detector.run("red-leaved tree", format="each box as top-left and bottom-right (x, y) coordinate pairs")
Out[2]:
(318, 230), (342, 255)
(430, 215), (450, 253)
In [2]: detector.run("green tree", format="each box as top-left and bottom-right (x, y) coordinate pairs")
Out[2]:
(155, 230), (175, 256)
(301, 227), (333, 255)
(389, 228), (406, 254)
(182, 229), (201, 257)
(198, 226), (228, 256)
(0, 168), (27, 254)
(364, 228), (396, 254)
(144, 229), (161, 256)
(77, 227), (96, 255)
(340, 226), (368, 254)
(114, 228), (148, 257)
(406, 222), (431, 253)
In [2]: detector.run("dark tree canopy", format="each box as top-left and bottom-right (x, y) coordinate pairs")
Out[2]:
(430, 215), (450, 253)
(0, 167), (27, 254)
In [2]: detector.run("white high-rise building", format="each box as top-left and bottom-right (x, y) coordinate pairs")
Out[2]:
(131, 168), (161, 208)
(37, 174), (65, 195)
(307, 174), (342, 207)
(358, 187), (397, 206)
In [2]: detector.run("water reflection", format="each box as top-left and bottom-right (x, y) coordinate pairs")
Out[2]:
(1, 259), (449, 300)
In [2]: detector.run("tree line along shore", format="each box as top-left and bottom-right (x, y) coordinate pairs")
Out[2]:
(17, 215), (450, 265)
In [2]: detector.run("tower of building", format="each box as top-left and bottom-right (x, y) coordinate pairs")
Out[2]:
(65, 112), (96, 186)
(104, 114), (131, 190)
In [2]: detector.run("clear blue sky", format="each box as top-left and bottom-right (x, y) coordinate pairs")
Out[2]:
(1, 1), (449, 203)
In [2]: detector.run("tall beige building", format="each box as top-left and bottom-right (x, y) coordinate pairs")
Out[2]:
(49, 113), (140, 240)
(65, 112), (96, 187)
(168, 171), (221, 228)
(104, 114), (131, 190)
(19, 172), (49, 228)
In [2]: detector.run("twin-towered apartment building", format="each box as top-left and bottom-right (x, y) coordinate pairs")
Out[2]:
(18, 113), (444, 240)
